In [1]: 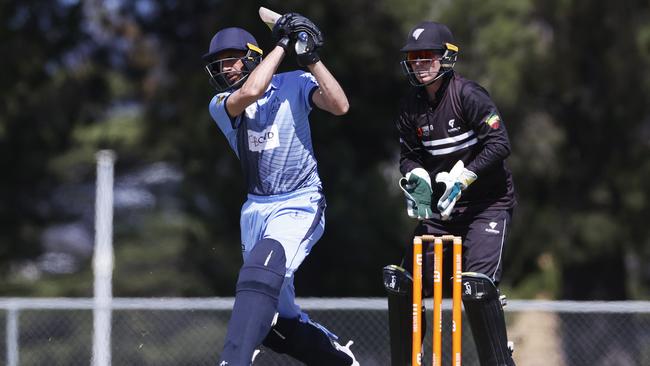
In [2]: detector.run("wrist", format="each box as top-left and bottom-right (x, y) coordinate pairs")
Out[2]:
(459, 168), (477, 189)
(277, 36), (291, 52)
(297, 51), (320, 67)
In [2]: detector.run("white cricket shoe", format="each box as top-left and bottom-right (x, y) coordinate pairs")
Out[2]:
(334, 340), (360, 366)
(250, 349), (261, 365)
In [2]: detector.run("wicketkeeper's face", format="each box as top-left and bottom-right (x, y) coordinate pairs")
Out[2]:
(406, 50), (443, 83)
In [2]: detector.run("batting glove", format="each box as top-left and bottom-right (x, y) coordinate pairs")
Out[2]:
(272, 13), (295, 52)
(287, 13), (323, 66)
(399, 168), (434, 220)
(287, 14), (324, 48)
(294, 31), (320, 66)
(435, 160), (477, 220)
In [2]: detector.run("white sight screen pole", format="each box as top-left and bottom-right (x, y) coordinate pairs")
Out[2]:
(92, 150), (115, 366)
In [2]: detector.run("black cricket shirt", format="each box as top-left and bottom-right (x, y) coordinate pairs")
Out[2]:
(396, 72), (516, 214)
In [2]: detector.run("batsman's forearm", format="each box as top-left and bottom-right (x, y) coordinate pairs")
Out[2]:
(308, 61), (349, 115)
(240, 46), (285, 98)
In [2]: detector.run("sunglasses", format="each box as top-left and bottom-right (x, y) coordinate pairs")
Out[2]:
(406, 50), (442, 61)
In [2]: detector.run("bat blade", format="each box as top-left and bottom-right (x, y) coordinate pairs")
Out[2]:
(259, 7), (282, 30)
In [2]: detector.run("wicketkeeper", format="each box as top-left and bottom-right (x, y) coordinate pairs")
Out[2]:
(383, 21), (518, 366)
(203, 12), (358, 366)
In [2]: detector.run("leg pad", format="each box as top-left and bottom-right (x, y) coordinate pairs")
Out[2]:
(263, 317), (354, 365)
(383, 265), (425, 366)
(219, 239), (286, 365)
(462, 272), (516, 366)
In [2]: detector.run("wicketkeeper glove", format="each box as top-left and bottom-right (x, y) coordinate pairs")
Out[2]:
(399, 168), (434, 220)
(434, 160), (477, 220)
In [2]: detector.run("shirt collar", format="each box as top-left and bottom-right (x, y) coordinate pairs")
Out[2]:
(268, 75), (280, 91)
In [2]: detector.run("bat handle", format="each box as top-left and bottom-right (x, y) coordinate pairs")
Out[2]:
(295, 32), (310, 54)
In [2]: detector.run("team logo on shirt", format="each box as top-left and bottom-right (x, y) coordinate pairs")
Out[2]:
(248, 124), (279, 152)
(417, 125), (432, 138)
(485, 221), (501, 234)
(485, 113), (501, 129)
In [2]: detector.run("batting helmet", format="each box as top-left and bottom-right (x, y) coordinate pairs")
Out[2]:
(203, 27), (263, 92)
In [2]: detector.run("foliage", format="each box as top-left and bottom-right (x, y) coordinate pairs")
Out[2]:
(1, 0), (650, 300)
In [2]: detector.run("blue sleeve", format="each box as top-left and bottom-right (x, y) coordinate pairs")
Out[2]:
(208, 92), (240, 157)
(297, 72), (319, 111)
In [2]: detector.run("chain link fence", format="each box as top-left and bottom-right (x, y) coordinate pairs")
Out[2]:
(1, 298), (649, 366)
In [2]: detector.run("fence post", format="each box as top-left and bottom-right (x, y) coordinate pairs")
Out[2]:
(7, 306), (19, 366)
(92, 150), (115, 366)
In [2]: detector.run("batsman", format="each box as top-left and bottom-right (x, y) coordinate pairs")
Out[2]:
(383, 21), (517, 366)
(203, 8), (358, 366)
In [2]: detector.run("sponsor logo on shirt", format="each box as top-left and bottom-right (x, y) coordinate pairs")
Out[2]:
(447, 118), (461, 133)
(485, 221), (500, 234)
(485, 113), (501, 129)
(248, 124), (279, 152)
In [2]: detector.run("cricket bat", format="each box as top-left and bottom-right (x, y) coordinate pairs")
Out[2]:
(258, 7), (282, 30)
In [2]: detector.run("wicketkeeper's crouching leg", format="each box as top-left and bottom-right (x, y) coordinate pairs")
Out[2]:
(383, 265), (515, 366)
(462, 272), (516, 366)
(262, 315), (359, 365)
(383, 265), (426, 366)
